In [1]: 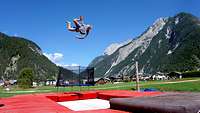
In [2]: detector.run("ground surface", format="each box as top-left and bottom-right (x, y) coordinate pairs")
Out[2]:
(1, 78), (200, 98)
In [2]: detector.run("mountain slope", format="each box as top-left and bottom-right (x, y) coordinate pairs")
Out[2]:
(90, 12), (200, 78)
(90, 17), (168, 77)
(139, 12), (200, 74)
(0, 33), (59, 80)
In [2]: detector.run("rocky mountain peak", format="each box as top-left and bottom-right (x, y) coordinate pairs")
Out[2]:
(104, 39), (132, 55)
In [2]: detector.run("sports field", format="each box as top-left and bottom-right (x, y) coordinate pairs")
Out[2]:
(1, 78), (200, 98)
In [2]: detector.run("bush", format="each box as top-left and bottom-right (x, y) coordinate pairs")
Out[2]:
(18, 68), (34, 88)
(182, 70), (200, 78)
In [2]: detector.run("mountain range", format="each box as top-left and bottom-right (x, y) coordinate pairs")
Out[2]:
(0, 33), (59, 80)
(89, 12), (200, 78)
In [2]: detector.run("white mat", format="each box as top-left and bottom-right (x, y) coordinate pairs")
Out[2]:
(57, 99), (110, 111)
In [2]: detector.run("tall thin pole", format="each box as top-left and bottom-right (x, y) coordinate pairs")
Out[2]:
(79, 66), (81, 91)
(135, 61), (140, 91)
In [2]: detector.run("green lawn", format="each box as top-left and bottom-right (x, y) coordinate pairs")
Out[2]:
(141, 80), (200, 92)
(1, 78), (200, 98)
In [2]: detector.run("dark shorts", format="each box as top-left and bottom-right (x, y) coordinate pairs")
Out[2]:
(73, 23), (81, 32)
(73, 26), (79, 32)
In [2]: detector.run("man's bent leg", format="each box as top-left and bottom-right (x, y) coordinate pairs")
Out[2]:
(66, 22), (76, 32)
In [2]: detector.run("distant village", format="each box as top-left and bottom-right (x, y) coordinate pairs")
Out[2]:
(0, 71), (183, 89)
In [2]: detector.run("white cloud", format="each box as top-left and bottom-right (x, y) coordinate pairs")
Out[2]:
(57, 63), (79, 67)
(13, 33), (18, 37)
(43, 52), (81, 70)
(43, 52), (63, 63)
(71, 63), (80, 66)
(58, 63), (80, 70)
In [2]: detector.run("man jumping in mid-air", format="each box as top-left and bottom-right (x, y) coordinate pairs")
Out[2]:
(66, 16), (92, 38)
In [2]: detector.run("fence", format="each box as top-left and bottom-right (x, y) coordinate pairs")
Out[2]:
(56, 66), (95, 87)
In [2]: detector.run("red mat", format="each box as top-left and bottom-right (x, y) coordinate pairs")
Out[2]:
(0, 94), (72, 113)
(0, 90), (163, 113)
(68, 109), (130, 113)
(76, 91), (98, 100)
(47, 93), (79, 102)
(97, 90), (162, 100)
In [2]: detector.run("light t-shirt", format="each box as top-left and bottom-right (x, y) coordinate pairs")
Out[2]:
(79, 24), (90, 34)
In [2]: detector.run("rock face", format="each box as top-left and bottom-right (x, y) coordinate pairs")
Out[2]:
(0, 33), (58, 80)
(89, 12), (200, 78)
(104, 39), (132, 56)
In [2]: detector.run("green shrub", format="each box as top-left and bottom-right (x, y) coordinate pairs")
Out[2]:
(182, 70), (200, 77)
(18, 68), (34, 88)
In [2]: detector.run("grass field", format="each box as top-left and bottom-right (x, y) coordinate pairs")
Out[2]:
(1, 78), (200, 98)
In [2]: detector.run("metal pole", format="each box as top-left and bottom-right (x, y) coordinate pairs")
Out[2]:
(135, 61), (140, 91)
(79, 66), (81, 91)
(71, 70), (73, 92)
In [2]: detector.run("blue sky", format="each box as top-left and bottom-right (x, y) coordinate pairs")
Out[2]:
(0, 0), (199, 66)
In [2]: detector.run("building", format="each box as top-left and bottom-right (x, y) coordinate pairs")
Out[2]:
(95, 78), (110, 85)
(152, 72), (168, 80)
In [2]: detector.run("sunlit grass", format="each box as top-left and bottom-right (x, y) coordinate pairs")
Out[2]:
(1, 77), (200, 98)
